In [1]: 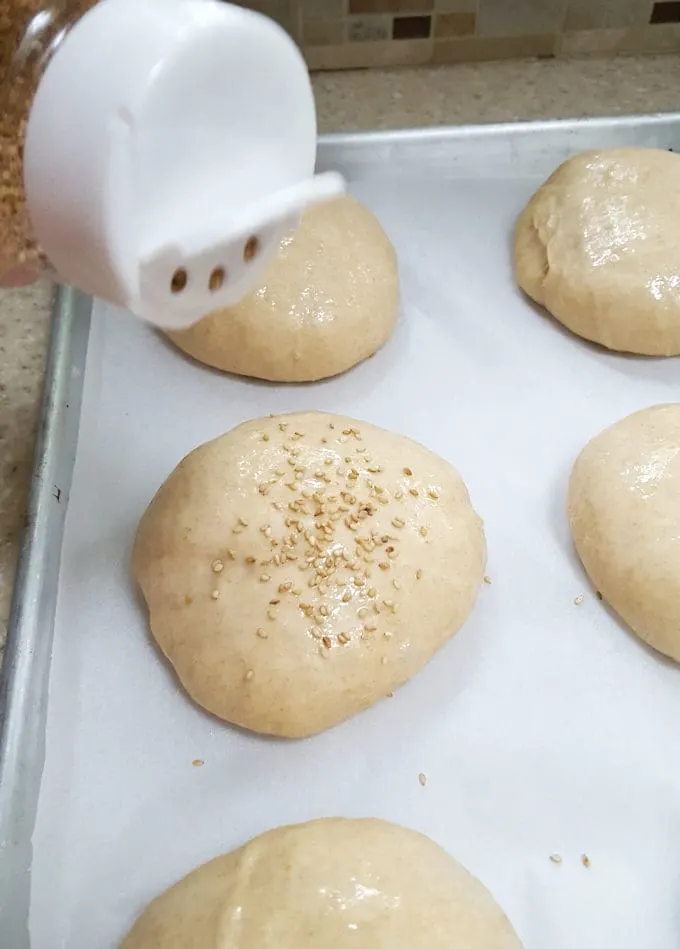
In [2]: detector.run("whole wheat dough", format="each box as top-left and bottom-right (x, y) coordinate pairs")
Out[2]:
(569, 404), (680, 661)
(120, 818), (522, 949)
(515, 147), (680, 355)
(133, 412), (485, 737)
(166, 195), (398, 381)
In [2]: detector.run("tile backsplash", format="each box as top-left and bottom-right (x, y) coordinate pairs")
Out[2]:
(235, 0), (680, 68)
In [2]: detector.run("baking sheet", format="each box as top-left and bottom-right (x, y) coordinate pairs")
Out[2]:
(25, 117), (680, 947)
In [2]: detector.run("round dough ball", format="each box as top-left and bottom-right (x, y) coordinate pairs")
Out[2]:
(120, 818), (522, 949)
(133, 412), (485, 737)
(569, 404), (680, 661)
(515, 147), (680, 355)
(166, 196), (399, 381)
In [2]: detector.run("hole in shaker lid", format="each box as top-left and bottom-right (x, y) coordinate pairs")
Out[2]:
(243, 236), (260, 262)
(209, 266), (226, 292)
(171, 268), (188, 293)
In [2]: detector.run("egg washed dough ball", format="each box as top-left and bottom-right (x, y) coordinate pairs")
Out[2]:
(569, 404), (680, 661)
(133, 412), (486, 737)
(166, 195), (399, 381)
(515, 147), (680, 355)
(120, 818), (523, 949)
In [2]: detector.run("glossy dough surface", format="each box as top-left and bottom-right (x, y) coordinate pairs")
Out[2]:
(133, 412), (485, 737)
(120, 818), (523, 949)
(166, 195), (399, 381)
(515, 148), (680, 355)
(569, 404), (680, 661)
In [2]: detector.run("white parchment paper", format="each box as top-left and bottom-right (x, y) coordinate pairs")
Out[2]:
(29, 147), (680, 948)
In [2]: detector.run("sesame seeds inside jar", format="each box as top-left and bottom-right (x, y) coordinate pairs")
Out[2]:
(0, 0), (97, 286)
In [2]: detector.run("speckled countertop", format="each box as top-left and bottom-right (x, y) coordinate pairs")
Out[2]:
(1, 53), (680, 655)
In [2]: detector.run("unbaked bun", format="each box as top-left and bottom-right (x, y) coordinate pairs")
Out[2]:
(120, 818), (523, 949)
(166, 195), (398, 381)
(133, 412), (485, 737)
(515, 148), (680, 355)
(569, 404), (680, 661)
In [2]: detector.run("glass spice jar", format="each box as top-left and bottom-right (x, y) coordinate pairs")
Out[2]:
(0, 0), (97, 287)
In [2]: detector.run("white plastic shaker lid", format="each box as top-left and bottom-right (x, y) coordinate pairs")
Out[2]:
(23, 0), (344, 329)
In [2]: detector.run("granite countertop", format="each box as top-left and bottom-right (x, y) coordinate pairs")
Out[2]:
(1, 53), (679, 656)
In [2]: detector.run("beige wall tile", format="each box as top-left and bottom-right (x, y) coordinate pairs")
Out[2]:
(433, 32), (556, 61)
(564, 0), (653, 30)
(301, 0), (347, 18)
(620, 22), (680, 50)
(559, 27), (628, 54)
(306, 36), (432, 67)
(435, 0), (477, 10)
(349, 0), (432, 12)
(435, 11), (476, 34)
(303, 18), (346, 43)
(348, 14), (391, 39)
(477, 0), (566, 36)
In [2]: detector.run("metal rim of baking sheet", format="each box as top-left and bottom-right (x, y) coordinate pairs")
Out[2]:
(2, 110), (680, 943)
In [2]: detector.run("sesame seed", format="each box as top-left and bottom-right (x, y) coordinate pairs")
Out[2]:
(394, 489), (404, 500)
(596, 591), (603, 600)
(245, 556), (256, 564)
(392, 517), (405, 529)
(319, 605), (329, 617)
(549, 854), (562, 864)
(403, 467), (413, 476)
(383, 630), (393, 639)
(428, 488), (440, 500)
(338, 632), (350, 645)
(418, 772), (427, 786)
(256, 627), (268, 639)
(582, 854), (591, 868)
(483, 575), (492, 584)
(357, 607), (369, 619)
(192, 759), (204, 767)
(409, 488), (419, 497)
(392, 579), (401, 590)
(364, 622), (377, 633)
(368, 587), (378, 598)
(416, 569), (423, 580)
(211, 559), (224, 573)
(279, 422), (288, 431)
(379, 562), (390, 571)
(322, 636), (332, 649)
(267, 608), (277, 620)
(259, 574), (271, 583)
(211, 590), (219, 600)
(245, 669), (254, 681)
(238, 517), (249, 527)
(342, 590), (353, 603)
(262, 434), (270, 442)
(574, 594), (584, 606)
(324, 458), (333, 466)
(419, 526), (428, 537)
